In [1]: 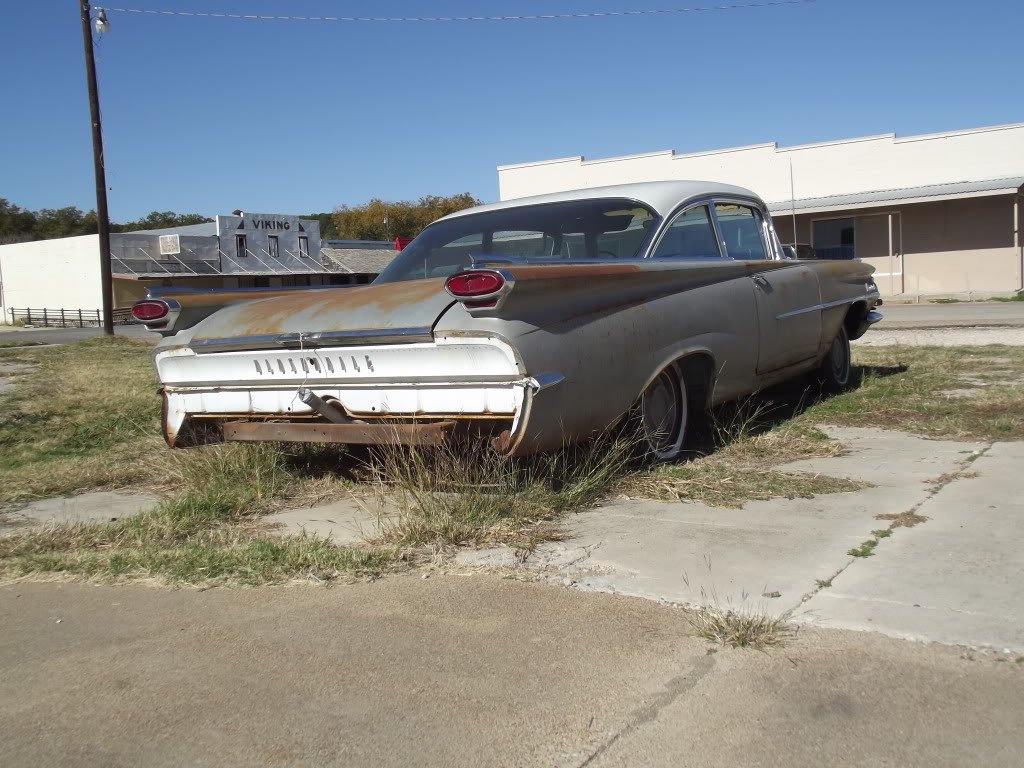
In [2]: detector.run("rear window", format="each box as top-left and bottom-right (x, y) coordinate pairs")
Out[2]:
(376, 198), (660, 283)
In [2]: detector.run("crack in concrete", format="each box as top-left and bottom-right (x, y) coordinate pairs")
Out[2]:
(573, 653), (717, 768)
(796, 441), (995, 609)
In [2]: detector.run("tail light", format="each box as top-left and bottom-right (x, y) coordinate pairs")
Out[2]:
(445, 270), (505, 298)
(132, 300), (169, 322)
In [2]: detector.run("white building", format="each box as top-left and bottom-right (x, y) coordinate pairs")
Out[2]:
(0, 213), (394, 325)
(498, 123), (1024, 298)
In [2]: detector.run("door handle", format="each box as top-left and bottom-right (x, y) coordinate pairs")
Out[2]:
(751, 274), (770, 288)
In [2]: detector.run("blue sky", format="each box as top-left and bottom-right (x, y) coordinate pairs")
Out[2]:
(2, 0), (1022, 220)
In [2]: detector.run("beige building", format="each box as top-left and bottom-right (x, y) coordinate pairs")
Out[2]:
(497, 123), (1024, 298)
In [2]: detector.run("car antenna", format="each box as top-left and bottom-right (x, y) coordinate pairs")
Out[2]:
(789, 158), (798, 253)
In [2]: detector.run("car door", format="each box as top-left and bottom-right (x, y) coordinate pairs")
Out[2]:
(712, 202), (822, 374)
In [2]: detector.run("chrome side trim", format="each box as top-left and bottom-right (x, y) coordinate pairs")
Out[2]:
(527, 372), (565, 391)
(775, 292), (881, 320)
(190, 327), (434, 353)
(164, 375), (528, 390)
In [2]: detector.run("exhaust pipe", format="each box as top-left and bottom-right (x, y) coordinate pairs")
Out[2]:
(297, 388), (353, 424)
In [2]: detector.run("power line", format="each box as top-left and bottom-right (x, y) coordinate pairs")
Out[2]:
(95, 1), (815, 24)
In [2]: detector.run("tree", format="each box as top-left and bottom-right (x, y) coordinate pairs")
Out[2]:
(0, 199), (214, 242)
(0, 199), (38, 244)
(32, 207), (92, 240)
(114, 211), (213, 232)
(333, 193), (482, 241)
(304, 212), (340, 240)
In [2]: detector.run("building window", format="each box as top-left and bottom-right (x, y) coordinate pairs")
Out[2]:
(298, 236), (309, 258)
(235, 234), (248, 259)
(813, 218), (855, 260)
(268, 235), (280, 258)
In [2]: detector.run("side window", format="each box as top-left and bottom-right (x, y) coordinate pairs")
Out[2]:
(267, 235), (280, 258)
(714, 203), (769, 260)
(652, 205), (721, 259)
(235, 234), (248, 259)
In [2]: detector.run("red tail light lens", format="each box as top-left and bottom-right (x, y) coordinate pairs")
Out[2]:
(445, 270), (504, 298)
(132, 300), (169, 321)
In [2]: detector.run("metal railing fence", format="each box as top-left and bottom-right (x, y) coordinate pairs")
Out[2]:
(6, 307), (134, 328)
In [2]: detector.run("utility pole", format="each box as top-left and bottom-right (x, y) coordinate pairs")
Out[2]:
(79, 0), (114, 335)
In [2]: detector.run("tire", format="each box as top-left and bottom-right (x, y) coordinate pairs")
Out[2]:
(636, 366), (689, 460)
(816, 325), (851, 392)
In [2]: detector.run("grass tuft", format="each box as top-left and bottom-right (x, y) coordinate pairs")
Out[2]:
(848, 539), (878, 558)
(687, 588), (794, 650)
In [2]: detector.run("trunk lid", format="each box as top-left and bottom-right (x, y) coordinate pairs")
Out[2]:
(179, 278), (455, 352)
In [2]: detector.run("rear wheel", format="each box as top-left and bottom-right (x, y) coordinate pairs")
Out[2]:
(816, 325), (851, 392)
(637, 367), (688, 460)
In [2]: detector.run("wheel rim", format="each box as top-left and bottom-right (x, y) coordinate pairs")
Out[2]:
(640, 369), (687, 459)
(829, 331), (851, 385)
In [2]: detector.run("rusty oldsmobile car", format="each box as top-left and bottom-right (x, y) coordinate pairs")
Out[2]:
(147, 181), (881, 459)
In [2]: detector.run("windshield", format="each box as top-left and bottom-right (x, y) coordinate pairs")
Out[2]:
(376, 198), (660, 284)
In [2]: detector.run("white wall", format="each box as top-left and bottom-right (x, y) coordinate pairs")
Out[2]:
(0, 235), (104, 323)
(498, 123), (1024, 205)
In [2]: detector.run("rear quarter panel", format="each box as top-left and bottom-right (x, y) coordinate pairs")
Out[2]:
(435, 261), (760, 452)
(810, 259), (878, 354)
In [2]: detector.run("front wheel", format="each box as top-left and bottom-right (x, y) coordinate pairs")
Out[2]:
(816, 325), (851, 392)
(636, 366), (689, 461)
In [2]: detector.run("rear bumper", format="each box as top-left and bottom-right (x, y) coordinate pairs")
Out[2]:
(850, 310), (883, 341)
(155, 336), (562, 453)
(222, 420), (457, 446)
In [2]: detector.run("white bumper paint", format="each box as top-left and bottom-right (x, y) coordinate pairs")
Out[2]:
(156, 335), (531, 441)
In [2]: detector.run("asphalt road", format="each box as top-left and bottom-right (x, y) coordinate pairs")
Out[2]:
(1, 577), (1021, 768)
(876, 300), (1024, 329)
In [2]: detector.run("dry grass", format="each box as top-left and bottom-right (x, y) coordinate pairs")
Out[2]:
(624, 463), (864, 508)
(0, 340), (395, 585)
(623, 399), (864, 507)
(0, 337), (162, 503)
(875, 510), (929, 528)
(686, 587), (794, 650)
(689, 606), (793, 649)
(0, 440), (397, 586)
(366, 434), (637, 551)
(925, 470), (978, 491)
(804, 345), (1024, 441)
(5, 339), (1020, 585)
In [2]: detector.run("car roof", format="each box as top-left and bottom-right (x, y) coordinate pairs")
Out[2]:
(442, 180), (764, 221)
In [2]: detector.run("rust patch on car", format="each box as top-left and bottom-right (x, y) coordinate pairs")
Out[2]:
(191, 278), (449, 339)
(507, 263), (643, 280)
(170, 287), (330, 309)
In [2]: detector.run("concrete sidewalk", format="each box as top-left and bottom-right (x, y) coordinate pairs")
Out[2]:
(1, 578), (1021, 768)
(493, 426), (1022, 653)
(797, 442), (1024, 650)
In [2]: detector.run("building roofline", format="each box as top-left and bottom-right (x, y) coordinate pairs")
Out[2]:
(498, 122), (1024, 172)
